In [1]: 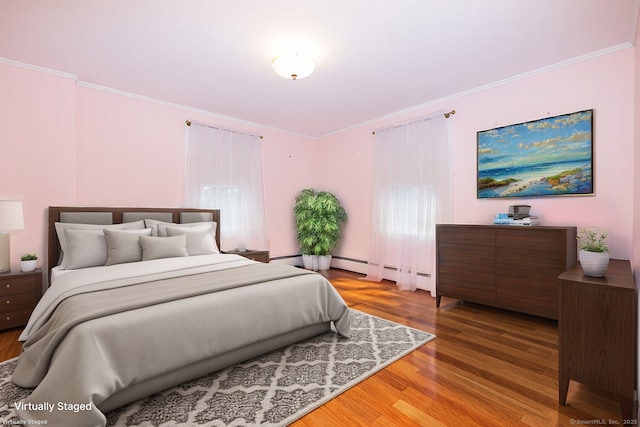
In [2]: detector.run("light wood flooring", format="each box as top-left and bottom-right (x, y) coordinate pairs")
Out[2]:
(0, 269), (629, 426)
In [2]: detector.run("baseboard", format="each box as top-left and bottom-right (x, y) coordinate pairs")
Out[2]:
(330, 256), (368, 275)
(268, 255), (431, 292)
(330, 256), (433, 292)
(269, 254), (368, 273)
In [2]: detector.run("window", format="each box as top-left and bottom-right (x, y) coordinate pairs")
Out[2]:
(367, 114), (452, 292)
(184, 122), (267, 251)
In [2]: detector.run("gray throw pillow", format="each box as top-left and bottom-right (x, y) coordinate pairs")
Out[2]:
(139, 235), (189, 261)
(104, 228), (152, 266)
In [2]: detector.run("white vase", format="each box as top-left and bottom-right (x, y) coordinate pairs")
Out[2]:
(318, 255), (332, 271)
(579, 250), (609, 277)
(302, 254), (319, 271)
(20, 260), (37, 272)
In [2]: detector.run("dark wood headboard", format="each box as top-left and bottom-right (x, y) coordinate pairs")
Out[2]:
(48, 206), (221, 274)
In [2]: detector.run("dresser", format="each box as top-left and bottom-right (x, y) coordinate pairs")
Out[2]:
(436, 224), (577, 319)
(0, 269), (43, 331)
(558, 259), (636, 419)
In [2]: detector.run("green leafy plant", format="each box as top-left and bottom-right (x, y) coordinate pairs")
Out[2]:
(20, 253), (38, 261)
(578, 227), (608, 252)
(294, 188), (347, 256)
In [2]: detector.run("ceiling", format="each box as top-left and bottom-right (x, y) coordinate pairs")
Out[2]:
(1, 1), (638, 138)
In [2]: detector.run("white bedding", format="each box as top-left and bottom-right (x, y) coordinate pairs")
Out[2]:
(20, 253), (254, 341)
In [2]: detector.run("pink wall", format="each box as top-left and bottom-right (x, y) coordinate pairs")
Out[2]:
(75, 87), (186, 207)
(0, 42), (637, 273)
(634, 9), (640, 411)
(318, 47), (636, 263)
(260, 131), (318, 256)
(635, 9), (640, 286)
(0, 63), (77, 272)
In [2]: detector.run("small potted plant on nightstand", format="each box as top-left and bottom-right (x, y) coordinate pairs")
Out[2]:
(20, 253), (37, 272)
(577, 227), (609, 277)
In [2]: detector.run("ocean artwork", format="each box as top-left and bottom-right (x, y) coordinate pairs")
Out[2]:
(477, 109), (593, 199)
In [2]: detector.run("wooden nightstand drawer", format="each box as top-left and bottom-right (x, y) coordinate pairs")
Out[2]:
(1, 293), (39, 310)
(1, 307), (34, 330)
(0, 274), (41, 297)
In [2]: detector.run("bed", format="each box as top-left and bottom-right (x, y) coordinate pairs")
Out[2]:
(11, 206), (350, 426)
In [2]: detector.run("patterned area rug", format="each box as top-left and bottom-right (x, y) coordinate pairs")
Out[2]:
(0, 309), (434, 426)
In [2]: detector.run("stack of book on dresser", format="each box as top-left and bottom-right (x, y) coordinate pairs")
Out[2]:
(493, 213), (539, 226)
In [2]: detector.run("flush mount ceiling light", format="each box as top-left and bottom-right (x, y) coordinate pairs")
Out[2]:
(272, 52), (315, 80)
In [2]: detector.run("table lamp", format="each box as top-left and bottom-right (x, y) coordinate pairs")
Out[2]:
(0, 200), (24, 273)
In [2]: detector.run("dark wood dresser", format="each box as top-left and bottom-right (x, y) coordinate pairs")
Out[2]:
(0, 269), (42, 331)
(436, 224), (577, 319)
(558, 259), (636, 419)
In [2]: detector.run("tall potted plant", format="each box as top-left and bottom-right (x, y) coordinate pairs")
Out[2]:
(294, 188), (347, 270)
(577, 227), (609, 277)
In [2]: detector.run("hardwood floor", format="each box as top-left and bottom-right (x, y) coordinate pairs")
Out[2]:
(0, 269), (628, 426)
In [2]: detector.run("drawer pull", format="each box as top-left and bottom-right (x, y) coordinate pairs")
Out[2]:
(4, 284), (10, 289)
(5, 316), (10, 321)
(5, 300), (9, 304)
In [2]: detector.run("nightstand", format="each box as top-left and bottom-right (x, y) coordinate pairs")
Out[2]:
(0, 269), (43, 331)
(224, 249), (270, 263)
(558, 259), (636, 419)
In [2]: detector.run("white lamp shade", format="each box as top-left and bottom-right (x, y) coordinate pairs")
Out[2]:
(0, 200), (24, 231)
(272, 53), (315, 80)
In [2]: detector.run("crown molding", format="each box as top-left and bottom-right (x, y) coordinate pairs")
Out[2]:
(0, 57), (78, 80)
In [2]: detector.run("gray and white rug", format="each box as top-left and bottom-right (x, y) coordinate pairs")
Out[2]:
(0, 309), (435, 426)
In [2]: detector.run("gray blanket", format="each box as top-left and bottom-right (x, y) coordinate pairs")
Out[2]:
(12, 263), (350, 426)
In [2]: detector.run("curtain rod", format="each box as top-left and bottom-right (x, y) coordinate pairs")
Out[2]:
(185, 119), (263, 139)
(371, 110), (455, 135)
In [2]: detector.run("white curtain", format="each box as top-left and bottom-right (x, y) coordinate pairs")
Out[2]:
(184, 122), (267, 252)
(366, 113), (453, 293)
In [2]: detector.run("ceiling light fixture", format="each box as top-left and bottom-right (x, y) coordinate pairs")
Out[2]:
(272, 52), (315, 80)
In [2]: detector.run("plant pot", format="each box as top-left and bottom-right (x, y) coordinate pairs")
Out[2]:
(579, 250), (609, 278)
(20, 260), (37, 272)
(318, 255), (332, 271)
(302, 254), (319, 271)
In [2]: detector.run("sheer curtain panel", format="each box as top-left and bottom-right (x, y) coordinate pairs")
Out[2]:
(366, 114), (453, 293)
(184, 123), (267, 251)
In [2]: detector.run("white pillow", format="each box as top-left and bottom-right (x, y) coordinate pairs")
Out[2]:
(104, 228), (152, 266)
(144, 219), (176, 236)
(55, 220), (145, 268)
(64, 229), (108, 269)
(165, 226), (218, 255)
(157, 222), (218, 252)
(139, 235), (189, 261)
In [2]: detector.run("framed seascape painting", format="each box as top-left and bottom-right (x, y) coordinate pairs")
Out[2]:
(477, 109), (594, 199)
